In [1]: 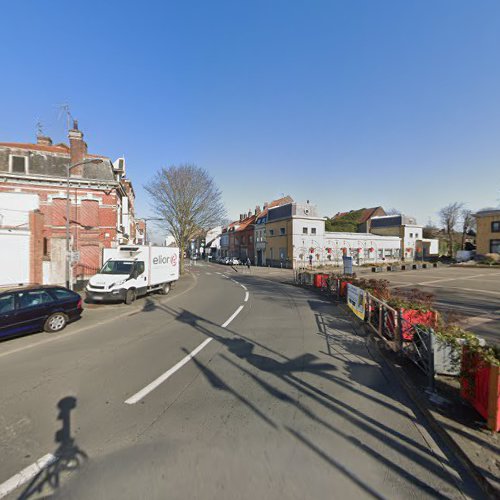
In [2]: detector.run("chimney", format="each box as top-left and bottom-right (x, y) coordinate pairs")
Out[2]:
(263, 202), (269, 209)
(240, 214), (244, 221)
(248, 210), (251, 218)
(68, 119), (88, 176)
(255, 205), (261, 215)
(37, 135), (53, 146)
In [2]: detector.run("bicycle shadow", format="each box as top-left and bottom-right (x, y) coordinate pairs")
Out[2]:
(19, 396), (87, 499)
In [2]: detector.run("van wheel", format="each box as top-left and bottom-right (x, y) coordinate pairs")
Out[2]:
(44, 313), (68, 333)
(160, 283), (171, 295)
(125, 289), (136, 305)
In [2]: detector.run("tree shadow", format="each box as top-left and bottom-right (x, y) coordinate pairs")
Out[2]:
(18, 396), (87, 499)
(139, 292), (476, 496)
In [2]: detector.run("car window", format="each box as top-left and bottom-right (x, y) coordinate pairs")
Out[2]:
(50, 288), (77, 300)
(16, 290), (54, 309)
(0, 294), (15, 314)
(136, 262), (145, 275)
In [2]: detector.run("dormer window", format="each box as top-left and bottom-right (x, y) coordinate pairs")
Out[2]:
(10, 155), (28, 174)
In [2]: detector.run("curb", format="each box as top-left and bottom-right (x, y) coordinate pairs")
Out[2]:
(369, 334), (499, 500)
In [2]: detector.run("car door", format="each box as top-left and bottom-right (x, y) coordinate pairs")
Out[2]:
(131, 262), (147, 295)
(14, 289), (55, 334)
(0, 293), (18, 339)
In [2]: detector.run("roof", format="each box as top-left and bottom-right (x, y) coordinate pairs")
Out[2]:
(332, 206), (384, 223)
(256, 195), (294, 220)
(0, 142), (109, 159)
(475, 208), (500, 217)
(0, 284), (71, 293)
(234, 215), (256, 232)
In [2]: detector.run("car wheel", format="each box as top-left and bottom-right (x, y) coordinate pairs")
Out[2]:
(44, 312), (68, 333)
(125, 289), (136, 305)
(160, 283), (171, 295)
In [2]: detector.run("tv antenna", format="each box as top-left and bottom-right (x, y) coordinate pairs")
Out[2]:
(57, 104), (73, 130)
(35, 119), (45, 137)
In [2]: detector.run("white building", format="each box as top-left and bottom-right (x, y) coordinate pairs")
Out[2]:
(205, 226), (222, 258)
(370, 214), (438, 260)
(0, 192), (40, 285)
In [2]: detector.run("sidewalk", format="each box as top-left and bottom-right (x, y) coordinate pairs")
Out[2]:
(377, 340), (500, 496)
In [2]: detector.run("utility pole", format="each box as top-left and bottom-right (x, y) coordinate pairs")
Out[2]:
(65, 158), (103, 289)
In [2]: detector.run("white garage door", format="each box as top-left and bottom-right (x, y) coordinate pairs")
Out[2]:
(0, 229), (30, 286)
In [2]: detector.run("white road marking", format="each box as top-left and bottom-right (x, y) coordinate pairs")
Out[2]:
(221, 305), (244, 328)
(125, 304), (245, 404)
(421, 284), (500, 296)
(215, 272), (222, 275)
(240, 284), (247, 290)
(0, 453), (56, 499)
(205, 272), (212, 276)
(125, 338), (213, 404)
(244, 292), (249, 302)
(231, 279), (239, 284)
(417, 273), (492, 285)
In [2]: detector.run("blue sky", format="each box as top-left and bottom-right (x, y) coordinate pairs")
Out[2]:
(1, 1), (499, 227)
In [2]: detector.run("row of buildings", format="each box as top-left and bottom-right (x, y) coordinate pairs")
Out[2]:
(0, 122), (146, 287)
(208, 199), (439, 268)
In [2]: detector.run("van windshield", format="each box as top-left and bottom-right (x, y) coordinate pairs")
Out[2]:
(100, 260), (134, 275)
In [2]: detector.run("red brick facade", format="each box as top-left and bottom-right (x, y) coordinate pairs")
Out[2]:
(29, 210), (44, 284)
(0, 124), (137, 285)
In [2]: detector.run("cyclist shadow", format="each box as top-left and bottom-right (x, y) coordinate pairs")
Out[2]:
(19, 396), (88, 499)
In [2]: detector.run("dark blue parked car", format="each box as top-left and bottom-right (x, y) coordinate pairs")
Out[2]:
(0, 286), (83, 340)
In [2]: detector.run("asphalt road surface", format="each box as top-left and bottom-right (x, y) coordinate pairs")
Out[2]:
(0, 263), (483, 499)
(369, 266), (500, 347)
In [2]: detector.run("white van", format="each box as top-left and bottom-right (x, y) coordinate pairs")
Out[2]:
(86, 245), (179, 304)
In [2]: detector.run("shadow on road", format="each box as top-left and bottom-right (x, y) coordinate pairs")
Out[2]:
(138, 280), (477, 497)
(19, 396), (87, 499)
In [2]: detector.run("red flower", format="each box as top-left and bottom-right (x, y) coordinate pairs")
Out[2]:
(369, 247), (374, 252)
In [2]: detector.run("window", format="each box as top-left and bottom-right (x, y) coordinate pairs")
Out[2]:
(384, 249), (393, 257)
(0, 294), (15, 314)
(492, 221), (500, 232)
(135, 262), (145, 275)
(249, 235), (253, 243)
(303, 227), (308, 234)
(364, 249), (370, 259)
(10, 155), (28, 174)
(490, 239), (500, 253)
(311, 228), (316, 235)
(378, 249), (384, 259)
(50, 288), (76, 300)
(280, 227), (285, 235)
(269, 229), (274, 236)
(16, 290), (54, 309)
(43, 237), (49, 257)
(409, 233), (413, 238)
(100, 260), (134, 275)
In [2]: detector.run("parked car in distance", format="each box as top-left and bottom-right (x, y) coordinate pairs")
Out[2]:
(229, 258), (240, 265)
(0, 285), (83, 340)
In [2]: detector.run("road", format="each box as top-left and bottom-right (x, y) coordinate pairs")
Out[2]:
(0, 263), (482, 499)
(367, 266), (500, 347)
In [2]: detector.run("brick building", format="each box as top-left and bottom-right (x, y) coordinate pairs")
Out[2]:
(0, 121), (138, 285)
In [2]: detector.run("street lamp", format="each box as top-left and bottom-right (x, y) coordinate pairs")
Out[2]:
(66, 158), (103, 289)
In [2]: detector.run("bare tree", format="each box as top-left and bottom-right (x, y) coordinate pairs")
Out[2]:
(460, 208), (475, 250)
(439, 202), (463, 257)
(145, 164), (226, 273)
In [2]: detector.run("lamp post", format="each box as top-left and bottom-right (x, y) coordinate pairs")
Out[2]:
(65, 158), (103, 290)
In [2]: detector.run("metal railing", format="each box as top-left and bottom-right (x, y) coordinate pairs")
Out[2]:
(365, 294), (401, 352)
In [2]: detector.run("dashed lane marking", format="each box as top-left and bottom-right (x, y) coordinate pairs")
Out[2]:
(125, 289), (247, 404)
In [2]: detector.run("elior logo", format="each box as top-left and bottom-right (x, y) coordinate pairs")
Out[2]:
(171, 254), (178, 267)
